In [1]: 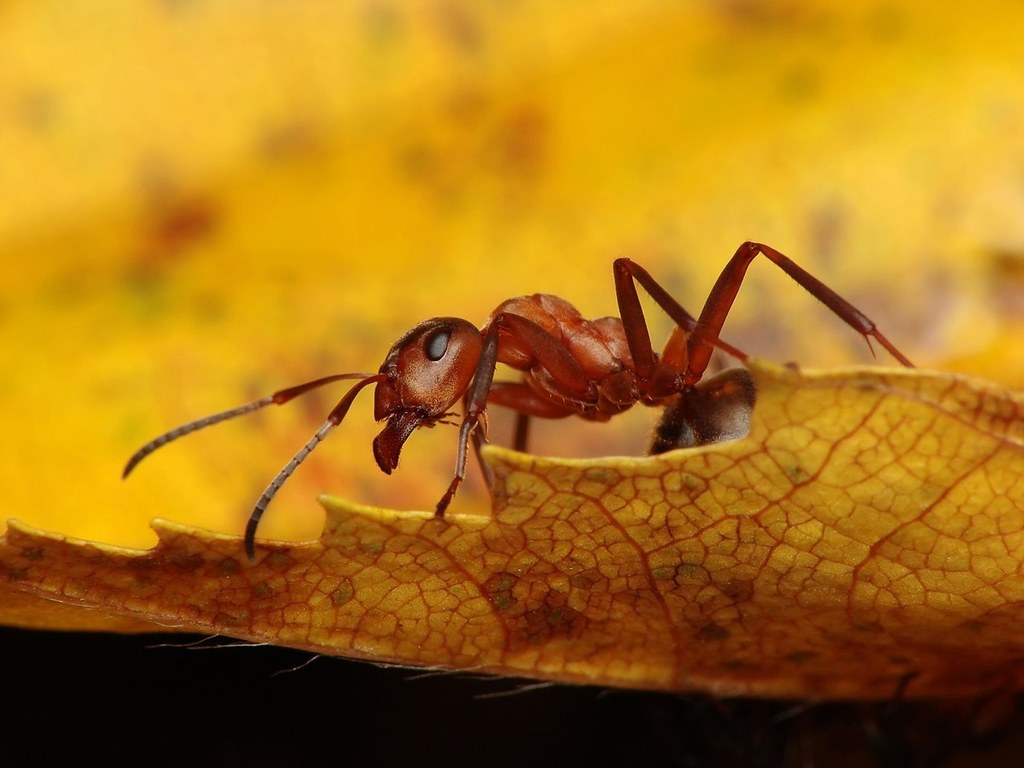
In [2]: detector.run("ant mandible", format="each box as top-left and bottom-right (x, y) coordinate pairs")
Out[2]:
(124, 241), (913, 560)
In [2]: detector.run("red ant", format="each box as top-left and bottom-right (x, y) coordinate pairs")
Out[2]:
(124, 241), (912, 560)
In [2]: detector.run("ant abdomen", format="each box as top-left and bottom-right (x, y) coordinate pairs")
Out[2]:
(650, 367), (756, 454)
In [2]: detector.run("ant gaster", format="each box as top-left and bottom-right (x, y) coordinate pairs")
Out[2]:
(124, 242), (913, 560)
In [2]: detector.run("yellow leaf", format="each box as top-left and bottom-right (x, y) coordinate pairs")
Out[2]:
(4, 361), (1022, 699)
(5, 1), (1024, 555)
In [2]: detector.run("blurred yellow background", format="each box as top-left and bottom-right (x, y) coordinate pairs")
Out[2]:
(3, 1), (1023, 551)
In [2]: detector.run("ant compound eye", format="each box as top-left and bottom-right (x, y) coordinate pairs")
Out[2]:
(424, 327), (451, 361)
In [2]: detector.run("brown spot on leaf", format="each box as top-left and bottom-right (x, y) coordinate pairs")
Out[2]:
(213, 611), (246, 628)
(169, 553), (204, 572)
(484, 571), (519, 611)
(696, 622), (731, 642)
(517, 591), (583, 646)
(330, 578), (355, 607)
(569, 569), (600, 590)
(718, 577), (755, 603)
(264, 551), (295, 570)
(252, 582), (274, 600)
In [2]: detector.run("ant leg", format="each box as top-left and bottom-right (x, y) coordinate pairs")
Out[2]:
(613, 258), (749, 379)
(461, 381), (554, 491)
(487, 381), (579, 418)
(435, 314), (596, 516)
(436, 324), (500, 516)
(686, 241), (913, 384)
(462, 391), (495, 490)
(489, 380), (581, 451)
(513, 413), (531, 453)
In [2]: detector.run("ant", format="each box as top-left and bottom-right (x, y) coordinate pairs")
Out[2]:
(124, 241), (912, 560)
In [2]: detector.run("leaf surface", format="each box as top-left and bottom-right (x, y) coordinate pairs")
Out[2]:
(4, 361), (1022, 699)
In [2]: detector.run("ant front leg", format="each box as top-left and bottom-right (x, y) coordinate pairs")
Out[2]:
(460, 380), (566, 491)
(435, 313), (596, 517)
(686, 241), (913, 384)
(435, 323), (499, 517)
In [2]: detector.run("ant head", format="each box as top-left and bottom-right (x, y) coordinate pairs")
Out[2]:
(372, 317), (483, 473)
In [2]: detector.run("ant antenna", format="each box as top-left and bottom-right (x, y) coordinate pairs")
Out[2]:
(244, 373), (385, 561)
(123, 397), (274, 478)
(122, 373), (374, 478)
